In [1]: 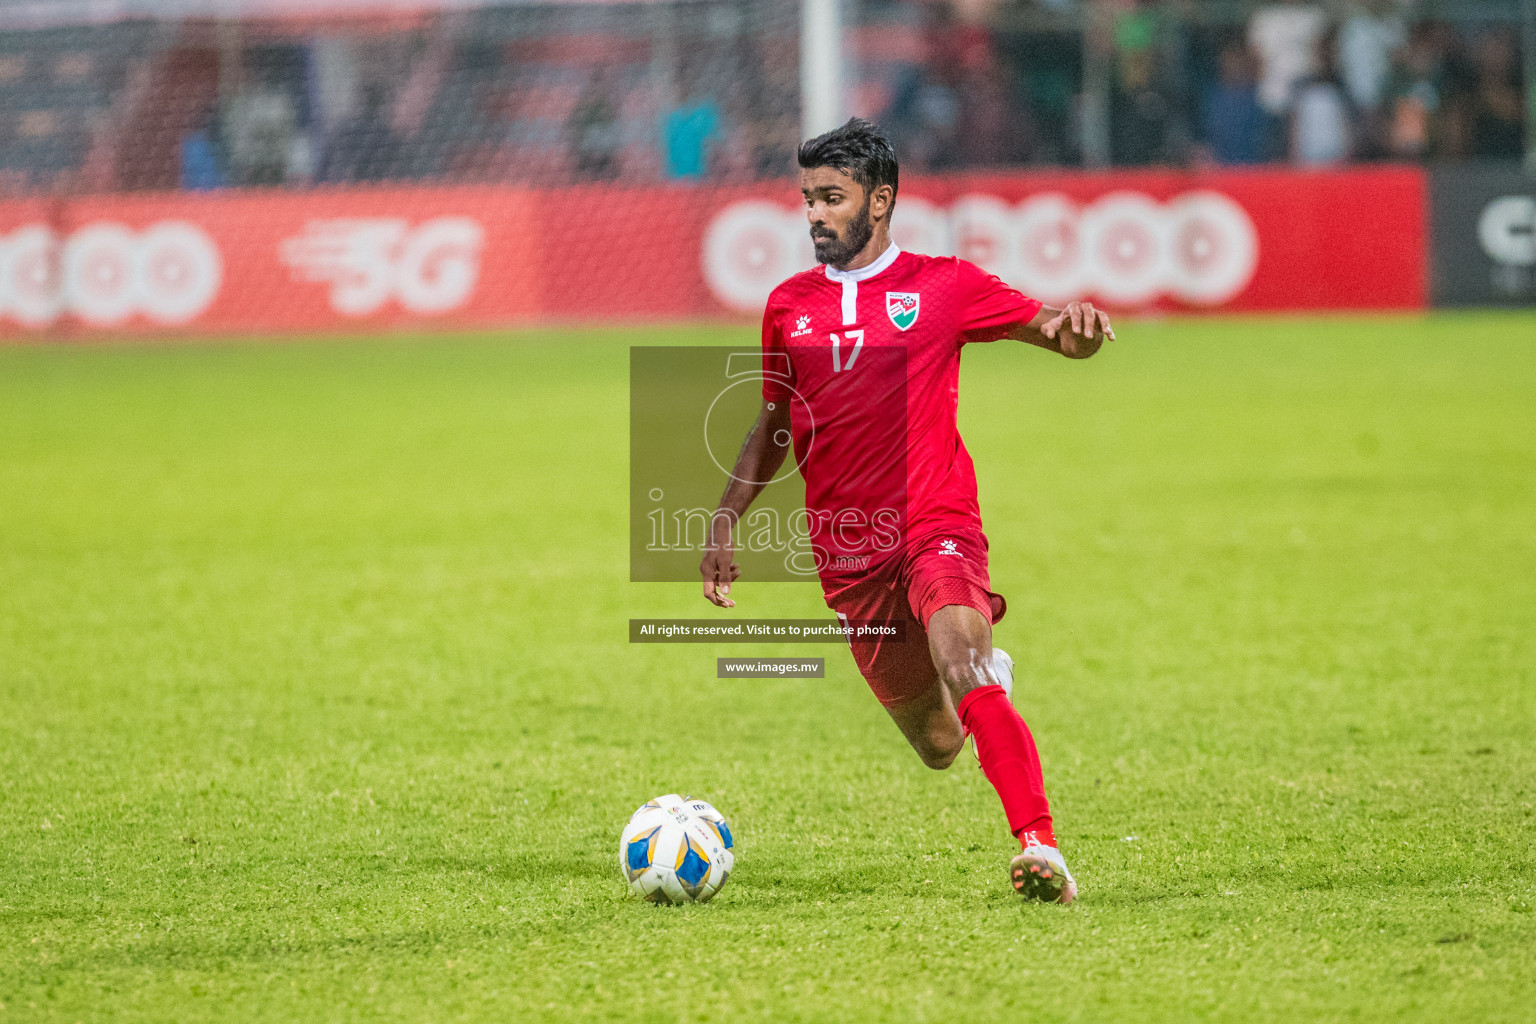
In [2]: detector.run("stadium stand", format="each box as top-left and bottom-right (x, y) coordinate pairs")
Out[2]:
(0, 1), (1526, 199)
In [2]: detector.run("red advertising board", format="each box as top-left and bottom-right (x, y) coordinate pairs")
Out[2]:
(0, 167), (1425, 337)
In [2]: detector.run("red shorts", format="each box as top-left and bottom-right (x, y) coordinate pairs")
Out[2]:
(820, 527), (1006, 709)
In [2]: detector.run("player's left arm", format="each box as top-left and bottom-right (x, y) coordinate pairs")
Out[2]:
(1007, 301), (1116, 359)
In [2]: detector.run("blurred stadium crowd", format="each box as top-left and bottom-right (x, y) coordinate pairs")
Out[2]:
(0, 0), (1527, 196)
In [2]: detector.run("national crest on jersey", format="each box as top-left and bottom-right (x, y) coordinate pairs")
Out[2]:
(886, 292), (919, 331)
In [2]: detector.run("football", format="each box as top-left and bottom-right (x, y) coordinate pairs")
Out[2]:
(619, 794), (735, 904)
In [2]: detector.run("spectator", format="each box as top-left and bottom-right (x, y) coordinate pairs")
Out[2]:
(1201, 42), (1267, 165)
(722, 38), (797, 180)
(223, 65), (299, 187)
(1338, 0), (1404, 111)
(180, 107), (225, 190)
(884, 63), (962, 172)
(1467, 28), (1525, 159)
(1337, 0), (1404, 156)
(321, 85), (397, 184)
(955, 33), (1032, 166)
(959, 63), (1033, 167)
(569, 68), (622, 180)
(882, 2), (966, 171)
(662, 83), (721, 181)
(1248, 0), (1328, 155)
(1384, 21), (1442, 159)
(1429, 23), (1483, 159)
(1291, 29), (1355, 166)
(1108, 0), (1171, 166)
(1159, 0), (1200, 166)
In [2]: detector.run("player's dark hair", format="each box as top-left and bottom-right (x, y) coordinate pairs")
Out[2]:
(797, 117), (899, 205)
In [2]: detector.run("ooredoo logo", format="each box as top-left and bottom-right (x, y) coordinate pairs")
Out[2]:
(702, 191), (1260, 311)
(0, 221), (222, 327)
(702, 201), (816, 312)
(281, 217), (484, 316)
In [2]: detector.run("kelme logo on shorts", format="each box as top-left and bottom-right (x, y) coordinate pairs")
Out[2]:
(886, 292), (919, 331)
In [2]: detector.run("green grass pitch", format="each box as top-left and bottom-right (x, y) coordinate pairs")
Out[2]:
(2, 313), (1534, 1023)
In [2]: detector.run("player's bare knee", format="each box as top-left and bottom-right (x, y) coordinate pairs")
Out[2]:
(917, 733), (963, 770)
(919, 748), (958, 771)
(934, 654), (988, 704)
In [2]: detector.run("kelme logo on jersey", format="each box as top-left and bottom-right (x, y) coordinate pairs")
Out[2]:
(886, 292), (920, 331)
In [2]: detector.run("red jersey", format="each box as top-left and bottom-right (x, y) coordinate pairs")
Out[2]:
(761, 244), (1042, 578)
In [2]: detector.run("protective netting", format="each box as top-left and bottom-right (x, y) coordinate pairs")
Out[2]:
(0, 3), (801, 195)
(0, 1), (1527, 198)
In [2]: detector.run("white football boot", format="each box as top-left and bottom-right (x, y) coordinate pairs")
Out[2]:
(986, 649), (1077, 903)
(991, 648), (1014, 701)
(1010, 843), (1078, 905)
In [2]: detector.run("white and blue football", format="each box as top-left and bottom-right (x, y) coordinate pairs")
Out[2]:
(620, 794), (735, 904)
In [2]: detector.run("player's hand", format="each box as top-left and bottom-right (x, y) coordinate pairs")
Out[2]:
(700, 544), (741, 608)
(1040, 301), (1115, 358)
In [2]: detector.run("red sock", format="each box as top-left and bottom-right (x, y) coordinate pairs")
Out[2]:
(956, 684), (1056, 849)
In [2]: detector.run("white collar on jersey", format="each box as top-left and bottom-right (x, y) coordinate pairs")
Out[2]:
(823, 241), (901, 284)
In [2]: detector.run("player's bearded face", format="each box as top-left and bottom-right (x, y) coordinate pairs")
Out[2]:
(810, 193), (874, 266)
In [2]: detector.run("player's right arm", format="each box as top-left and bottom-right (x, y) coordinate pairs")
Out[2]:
(1013, 301), (1116, 359)
(953, 257), (1115, 358)
(700, 398), (792, 608)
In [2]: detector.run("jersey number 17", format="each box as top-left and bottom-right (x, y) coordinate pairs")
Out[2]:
(831, 330), (864, 372)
